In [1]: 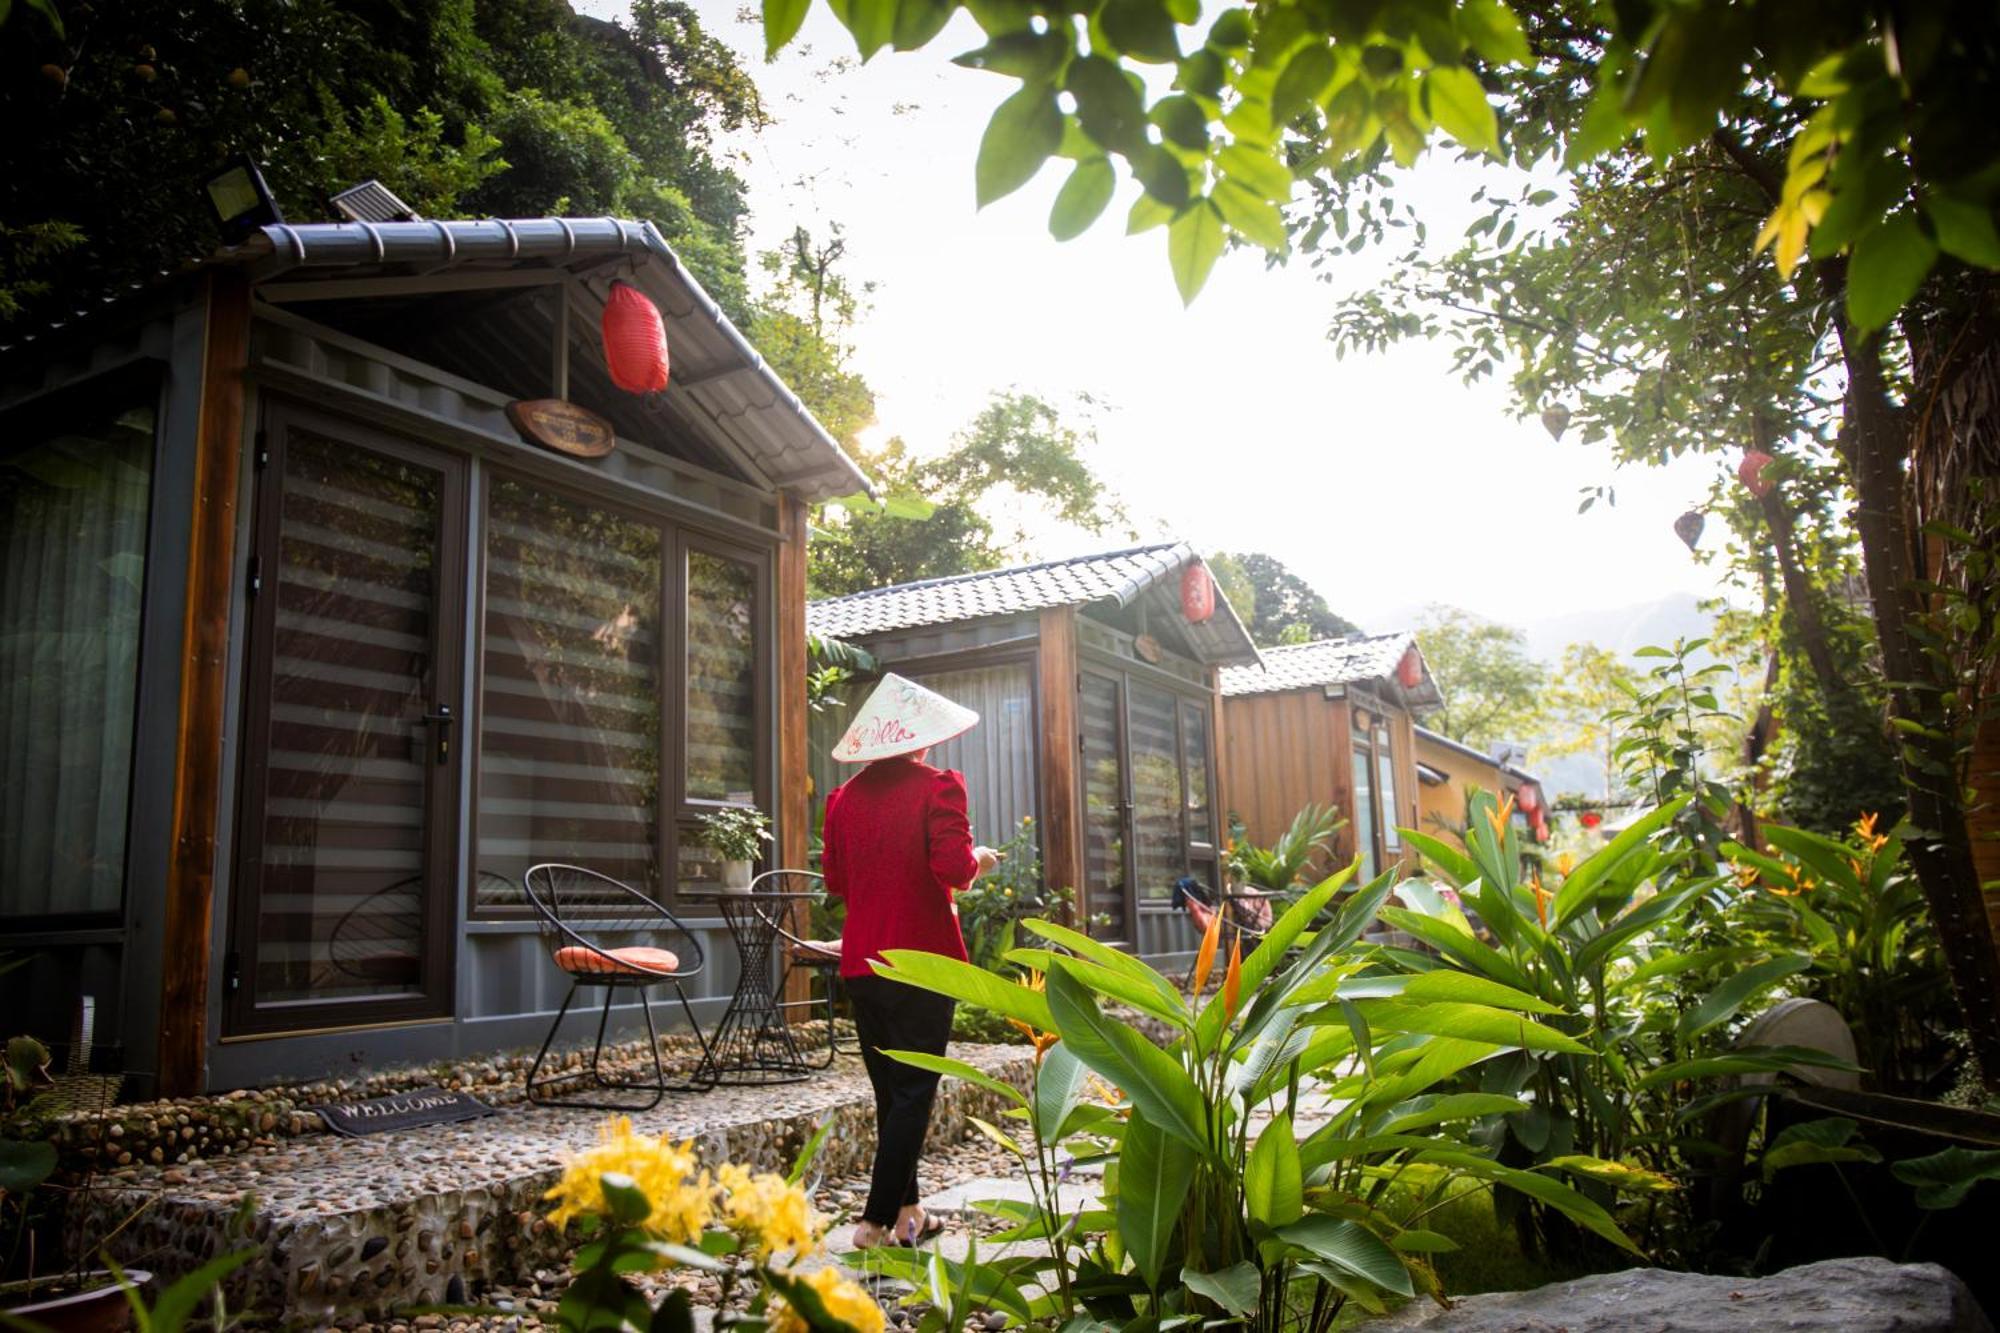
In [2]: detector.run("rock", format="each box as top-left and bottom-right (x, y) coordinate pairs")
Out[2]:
(1369, 1258), (1991, 1332)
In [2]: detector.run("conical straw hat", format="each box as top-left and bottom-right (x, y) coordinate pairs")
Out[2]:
(831, 673), (980, 764)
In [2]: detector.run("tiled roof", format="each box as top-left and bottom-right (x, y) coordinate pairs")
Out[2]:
(808, 541), (1261, 665)
(1219, 632), (1440, 709)
(1415, 726), (1540, 784)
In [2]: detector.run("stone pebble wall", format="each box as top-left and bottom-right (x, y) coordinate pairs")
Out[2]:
(63, 1040), (1037, 1322)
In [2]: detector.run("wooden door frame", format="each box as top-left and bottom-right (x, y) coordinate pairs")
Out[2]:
(224, 399), (467, 1037)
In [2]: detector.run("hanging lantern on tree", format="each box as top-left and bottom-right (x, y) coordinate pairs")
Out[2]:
(601, 279), (670, 394)
(1515, 783), (1541, 814)
(1181, 563), (1215, 624)
(1540, 403), (1571, 441)
(1738, 449), (1776, 499)
(1397, 646), (1423, 689)
(1579, 810), (1603, 829)
(1674, 509), (1705, 551)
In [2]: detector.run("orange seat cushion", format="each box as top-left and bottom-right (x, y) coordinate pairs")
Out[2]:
(553, 944), (681, 976)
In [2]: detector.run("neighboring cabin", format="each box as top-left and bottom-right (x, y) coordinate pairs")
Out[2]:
(1218, 634), (1444, 881)
(1414, 727), (1552, 844)
(807, 542), (1261, 961)
(0, 217), (864, 1095)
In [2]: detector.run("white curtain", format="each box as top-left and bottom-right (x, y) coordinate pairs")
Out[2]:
(0, 401), (154, 917)
(808, 664), (1037, 848)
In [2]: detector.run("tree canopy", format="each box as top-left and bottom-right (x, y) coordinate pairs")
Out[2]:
(1415, 603), (1544, 749)
(1208, 551), (1358, 646)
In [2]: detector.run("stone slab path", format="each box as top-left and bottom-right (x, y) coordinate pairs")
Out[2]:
(83, 1045), (1035, 1324)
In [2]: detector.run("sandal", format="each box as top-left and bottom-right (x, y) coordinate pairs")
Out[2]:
(895, 1213), (947, 1247)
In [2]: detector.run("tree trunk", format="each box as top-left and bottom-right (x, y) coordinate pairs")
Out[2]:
(1838, 318), (2000, 1087)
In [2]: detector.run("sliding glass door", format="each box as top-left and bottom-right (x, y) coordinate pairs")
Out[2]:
(228, 407), (465, 1033)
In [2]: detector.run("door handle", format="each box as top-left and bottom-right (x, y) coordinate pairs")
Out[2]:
(424, 704), (454, 765)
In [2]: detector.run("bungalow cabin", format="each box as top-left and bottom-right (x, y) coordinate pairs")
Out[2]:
(806, 543), (1261, 961)
(1218, 633), (1443, 881)
(1413, 727), (1551, 844)
(0, 216), (866, 1097)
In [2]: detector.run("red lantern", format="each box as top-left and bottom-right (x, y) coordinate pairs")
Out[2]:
(1181, 563), (1215, 624)
(1515, 783), (1541, 814)
(1579, 810), (1603, 829)
(1397, 646), (1423, 689)
(601, 280), (670, 394)
(1738, 450), (1776, 499)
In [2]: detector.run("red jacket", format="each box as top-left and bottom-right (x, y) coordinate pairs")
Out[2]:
(822, 756), (976, 978)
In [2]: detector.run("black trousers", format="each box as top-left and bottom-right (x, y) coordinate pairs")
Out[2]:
(844, 974), (957, 1226)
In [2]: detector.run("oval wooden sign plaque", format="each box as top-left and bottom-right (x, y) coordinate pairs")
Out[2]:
(506, 398), (617, 458)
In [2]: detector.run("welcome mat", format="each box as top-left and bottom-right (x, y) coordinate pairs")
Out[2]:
(309, 1087), (498, 1137)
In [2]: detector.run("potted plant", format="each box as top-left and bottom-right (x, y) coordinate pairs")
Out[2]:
(1, 1030), (154, 1331)
(697, 808), (771, 892)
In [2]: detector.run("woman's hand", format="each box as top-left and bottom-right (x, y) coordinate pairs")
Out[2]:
(972, 845), (1003, 880)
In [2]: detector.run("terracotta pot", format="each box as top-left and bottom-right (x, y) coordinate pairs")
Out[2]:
(2, 1269), (151, 1332)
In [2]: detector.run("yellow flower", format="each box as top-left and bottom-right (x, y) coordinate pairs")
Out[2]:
(1005, 970), (1060, 1062)
(543, 1118), (713, 1244)
(1555, 852), (1575, 878)
(716, 1162), (821, 1259)
(1854, 811), (1890, 855)
(1530, 874), (1553, 929)
(1731, 861), (1761, 890)
(1485, 795), (1516, 842)
(769, 1267), (885, 1333)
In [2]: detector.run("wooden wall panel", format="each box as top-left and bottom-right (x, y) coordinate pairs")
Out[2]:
(157, 270), (251, 1096)
(1222, 691), (1352, 877)
(777, 494), (811, 1004)
(1037, 607), (1082, 919)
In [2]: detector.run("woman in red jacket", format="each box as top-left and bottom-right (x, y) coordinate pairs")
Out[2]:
(823, 674), (998, 1249)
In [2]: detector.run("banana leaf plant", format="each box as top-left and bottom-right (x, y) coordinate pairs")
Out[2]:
(1386, 791), (1854, 1258)
(865, 866), (1648, 1330)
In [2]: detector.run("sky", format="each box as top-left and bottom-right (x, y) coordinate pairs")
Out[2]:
(589, 1), (1737, 633)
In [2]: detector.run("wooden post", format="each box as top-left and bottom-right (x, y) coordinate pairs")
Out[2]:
(157, 270), (252, 1096)
(1209, 665), (1229, 865)
(1037, 607), (1083, 927)
(777, 494), (812, 1012)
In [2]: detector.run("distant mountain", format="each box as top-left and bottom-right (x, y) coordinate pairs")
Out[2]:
(1518, 593), (1716, 664)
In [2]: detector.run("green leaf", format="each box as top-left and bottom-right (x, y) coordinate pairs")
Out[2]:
(874, 949), (1054, 1030)
(1213, 179), (1288, 251)
(1010, 948), (1190, 1030)
(976, 85), (1064, 207)
(1353, 1000), (1592, 1054)
(1181, 1261), (1261, 1316)
(1923, 195), (2000, 269)
(1675, 954), (1810, 1041)
(652, 1288), (697, 1333)
(1761, 1117), (1883, 1181)
(1246, 1113), (1305, 1226)
(1100, 0), (1181, 62)
(1034, 1040), (1090, 1144)
(789, 1114), (836, 1184)
(1544, 1155), (1678, 1193)
(125, 1248), (258, 1333)
(1130, 144), (1192, 209)
(1846, 212), (1938, 332)
(1572, 882), (1708, 976)
(1378, 908), (1534, 994)
(1397, 828), (1482, 886)
(894, 0), (957, 50)
(1046, 961), (1208, 1150)
(1459, 0), (1529, 65)
(828, 0), (898, 59)
(1272, 1216), (1413, 1297)
(882, 1049), (1030, 1105)
(954, 30), (1070, 79)
(1271, 44), (1338, 129)
(1379, 1092), (1529, 1135)
(1345, 969), (1562, 1015)
(1149, 94), (1210, 149)
(1425, 65), (1499, 156)
(1635, 1045), (1861, 1091)
(1119, 1107), (1197, 1286)
(1068, 54), (1149, 153)
(764, 0), (810, 58)
(1419, 1149), (1641, 1254)
(0, 1138), (57, 1194)
(1167, 199), (1225, 304)
(1129, 191), (1177, 234)
(1217, 144), (1293, 201)
(1891, 1146), (2000, 1209)
(1551, 796), (1690, 930)
(1390, 1229), (1461, 1253)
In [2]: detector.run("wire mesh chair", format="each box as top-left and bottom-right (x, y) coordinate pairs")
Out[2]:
(748, 869), (845, 1070)
(326, 875), (423, 989)
(523, 863), (712, 1111)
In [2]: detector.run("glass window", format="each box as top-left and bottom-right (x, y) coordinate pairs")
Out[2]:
(1183, 701), (1212, 847)
(911, 665), (1034, 845)
(1080, 673), (1128, 942)
(0, 392), (154, 918)
(479, 479), (662, 905)
(686, 550), (758, 803)
(1351, 746), (1377, 880)
(1377, 727), (1401, 853)
(1128, 682), (1182, 903)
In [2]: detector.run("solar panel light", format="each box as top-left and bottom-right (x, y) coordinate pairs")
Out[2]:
(204, 155), (283, 245)
(331, 179), (421, 224)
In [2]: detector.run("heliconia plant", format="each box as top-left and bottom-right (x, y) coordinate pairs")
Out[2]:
(863, 865), (1654, 1330)
(1384, 790), (1856, 1258)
